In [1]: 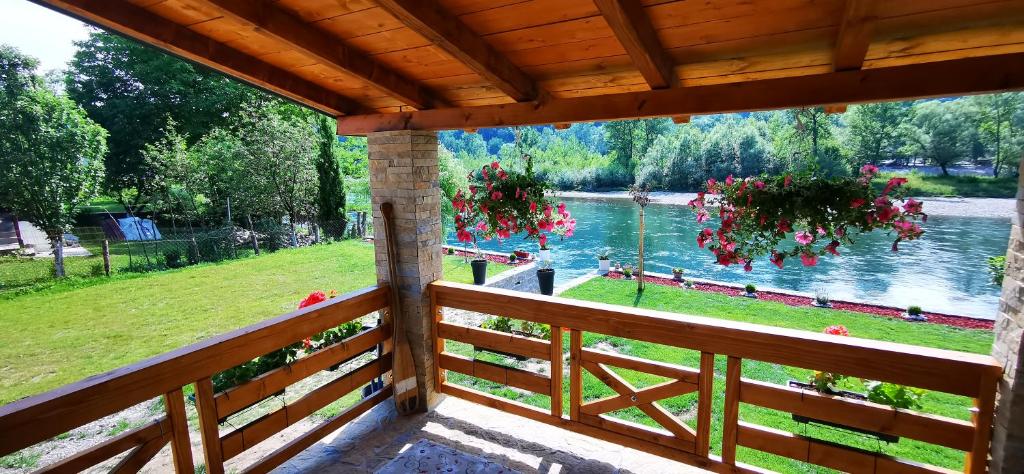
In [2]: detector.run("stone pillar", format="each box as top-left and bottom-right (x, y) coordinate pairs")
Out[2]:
(368, 130), (443, 411)
(992, 158), (1024, 473)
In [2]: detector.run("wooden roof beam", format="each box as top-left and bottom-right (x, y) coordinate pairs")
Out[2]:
(671, 115), (690, 124)
(833, 0), (876, 71)
(824, 105), (848, 114)
(594, 0), (675, 89)
(337, 53), (1024, 134)
(31, 0), (364, 116)
(203, 0), (447, 110)
(375, 0), (538, 102)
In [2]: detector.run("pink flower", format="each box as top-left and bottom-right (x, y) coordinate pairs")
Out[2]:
(497, 170), (508, 180)
(825, 240), (840, 256)
(496, 228), (510, 239)
(824, 325), (849, 336)
(491, 161), (500, 170)
(544, 205), (553, 218)
(770, 251), (785, 269)
(800, 252), (818, 267)
(725, 175), (734, 186)
(707, 178), (717, 190)
(557, 202), (567, 216)
(481, 166), (489, 179)
(784, 175), (793, 188)
(696, 209), (709, 223)
(469, 185), (477, 195)
(902, 198), (922, 214)
(538, 233), (547, 247)
(816, 226), (827, 236)
(859, 164), (879, 177)
(475, 221), (488, 232)
(743, 261), (753, 272)
(835, 227), (845, 238)
(456, 229), (472, 243)
(882, 177), (908, 195)
(754, 180), (765, 190)
(491, 191), (502, 200)
(529, 201), (537, 213)
(696, 228), (713, 248)
(795, 231), (814, 245)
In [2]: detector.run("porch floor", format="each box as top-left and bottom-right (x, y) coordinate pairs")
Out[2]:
(264, 395), (709, 473)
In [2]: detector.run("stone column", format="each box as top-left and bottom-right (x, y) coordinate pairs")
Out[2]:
(992, 158), (1024, 473)
(368, 130), (443, 411)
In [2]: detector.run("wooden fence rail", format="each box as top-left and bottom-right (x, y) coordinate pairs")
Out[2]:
(429, 281), (1002, 474)
(0, 285), (394, 473)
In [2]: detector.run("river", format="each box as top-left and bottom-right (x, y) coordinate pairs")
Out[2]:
(447, 197), (1012, 319)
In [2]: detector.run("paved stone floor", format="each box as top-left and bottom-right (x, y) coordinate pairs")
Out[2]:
(271, 396), (709, 473)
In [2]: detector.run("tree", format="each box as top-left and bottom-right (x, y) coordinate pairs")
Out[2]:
(65, 32), (256, 212)
(971, 93), (1023, 177)
(905, 101), (970, 175)
(315, 114), (346, 238)
(845, 102), (911, 167)
(235, 103), (318, 246)
(144, 119), (207, 232)
(605, 118), (670, 176)
(789, 107), (848, 175)
(0, 46), (108, 277)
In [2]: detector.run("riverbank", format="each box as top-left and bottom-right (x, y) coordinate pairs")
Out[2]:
(557, 191), (1017, 219)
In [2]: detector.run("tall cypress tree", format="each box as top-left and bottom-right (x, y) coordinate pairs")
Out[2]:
(315, 114), (347, 239)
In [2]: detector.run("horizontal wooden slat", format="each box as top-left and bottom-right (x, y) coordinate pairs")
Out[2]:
(220, 352), (392, 460)
(241, 385), (393, 474)
(215, 323), (390, 417)
(437, 321), (551, 361)
(430, 282), (1000, 397)
(737, 422), (953, 474)
(739, 379), (975, 451)
(337, 52), (1024, 133)
(439, 382), (736, 473)
(36, 418), (168, 473)
(0, 285), (390, 456)
(578, 413), (694, 452)
(110, 432), (172, 474)
(581, 348), (701, 384)
(440, 353), (550, 394)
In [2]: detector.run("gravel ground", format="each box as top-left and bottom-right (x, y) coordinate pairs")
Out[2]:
(557, 191), (1017, 219)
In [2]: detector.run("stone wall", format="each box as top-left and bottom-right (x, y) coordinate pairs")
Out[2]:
(367, 130), (442, 411)
(991, 159), (1024, 473)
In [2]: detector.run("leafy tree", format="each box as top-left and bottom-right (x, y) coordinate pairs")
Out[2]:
(788, 107), (848, 175)
(845, 102), (911, 167)
(439, 146), (468, 236)
(65, 32), (256, 211)
(143, 119), (208, 232)
(315, 114), (347, 238)
(0, 46), (108, 277)
(905, 101), (970, 175)
(605, 118), (670, 175)
(970, 93), (1023, 177)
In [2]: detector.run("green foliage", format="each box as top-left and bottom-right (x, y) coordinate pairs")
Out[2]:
(481, 316), (551, 340)
(844, 102), (913, 167)
(315, 114), (346, 238)
(306, 321), (364, 353)
(907, 305), (923, 315)
(969, 93), (1023, 178)
(439, 146), (468, 235)
(605, 118), (670, 175)
(0, 451), (40, 469)
(872, 171), (1018, 197)
(988, 255), (1006, 286)
(744, 284), (757, 293)
(212, 343), (302, 393)
(866, 381), (926, 409)
(905, 101), (972, 175)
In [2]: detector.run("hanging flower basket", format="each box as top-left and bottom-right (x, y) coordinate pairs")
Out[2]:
(688, 165), (926, 270)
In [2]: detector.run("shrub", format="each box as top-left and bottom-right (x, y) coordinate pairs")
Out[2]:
(672, 267), (684, 274)
(744, 284), (757, 294)
(988, 255), (1006, 286)
(907, 305), (923, 315)
(866, 381), (925, 409)
(508, 253), (518, 262)
(814, 288), (831, 306)
(163, 249), (184, 268)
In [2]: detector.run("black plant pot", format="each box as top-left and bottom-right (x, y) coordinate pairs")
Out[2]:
(537, 269), (555, 295)
(471, 259), (488, 285)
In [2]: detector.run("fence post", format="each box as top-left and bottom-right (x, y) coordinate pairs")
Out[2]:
(101, 240), (111, 277)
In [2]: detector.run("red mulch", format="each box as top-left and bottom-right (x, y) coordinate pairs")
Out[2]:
(604, 271), (993, 331)
(446, 248), (531, 266)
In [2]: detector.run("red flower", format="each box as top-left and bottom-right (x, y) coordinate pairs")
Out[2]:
(529, 201), (537, 213)
(824, 325), (849, 336)
(303, 338), (313, 350)
(776, 218), (792, 233)
(299, 291), (327, 309)
(882, 177), (908, 195)
(725, 175), (735, 186)
(850, 198), (865, 208)
(770, 251), (785, 269)
(754, 180), (765, 190)
(859, 164), (879, 177)
(696, 228), (713, 248)
(491, 161), (500, 170)
(743, 260), (753, 272)
(800, 252), (818, 267)
(825, 240), (841, 256)
(538, 233), (548, 247)
(784, 175), (793, 187)
(902, 198), (923, 214)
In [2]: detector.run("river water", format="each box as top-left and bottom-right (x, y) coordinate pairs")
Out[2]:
(447, 197), (1011, 319)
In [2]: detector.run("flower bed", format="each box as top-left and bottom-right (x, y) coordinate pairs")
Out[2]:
(446, 248), (531, 266)
(604, 271), (993, 330)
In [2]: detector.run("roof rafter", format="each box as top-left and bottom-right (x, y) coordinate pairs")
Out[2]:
(203, 0), (448, 110)
(337, 52), (1024, 134)
(833, 0), (876, 71)
(31, 0), (364, 116)
(375, 0), (538, 102)
(594, 0), (676, 89)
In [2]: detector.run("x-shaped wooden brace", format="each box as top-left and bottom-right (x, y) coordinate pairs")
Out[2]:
(579, 359), (697, 442)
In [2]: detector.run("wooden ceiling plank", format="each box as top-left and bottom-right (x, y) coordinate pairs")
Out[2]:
(337, 52), (1024, 134)
(375, 0), (538, 102)
(833, 0), (876, 71)
(595, 0), (676, 89)
(202, 0), (447, 109)
(32, 0), (363, 115)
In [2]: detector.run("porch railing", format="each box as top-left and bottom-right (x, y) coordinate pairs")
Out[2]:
(0, 285), (394, 474)
(429, 280), (1002, 474)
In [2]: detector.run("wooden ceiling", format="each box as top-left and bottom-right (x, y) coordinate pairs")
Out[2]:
(31, 0), (1024, 134)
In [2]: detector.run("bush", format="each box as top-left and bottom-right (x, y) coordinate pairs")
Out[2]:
(988, 255), (1006, 286)
(907, 305), (923, 315)
(745, 284), (757, 293)
(163, 249), (184, 268)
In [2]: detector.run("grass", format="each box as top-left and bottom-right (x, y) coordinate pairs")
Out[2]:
(874, 171), (1018, 198)
(446, 278), (993, 472)
(0, 241), (512, 404)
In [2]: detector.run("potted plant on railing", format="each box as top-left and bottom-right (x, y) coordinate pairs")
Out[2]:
(688, 165), (926, 271)
(743, 284), (757, 298)
(477, 316), (552, 359)
(537, 259), (555, 295)
(597, 249), (611, 273)
(672, 267), (684, 281)
(451, 155), (575, 290)
(904, 305), (926, 322)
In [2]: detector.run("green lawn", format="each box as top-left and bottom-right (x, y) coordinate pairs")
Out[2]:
(447, 278), (994, 472)
(874, 171), (1018, 198)
(0, 241), (509, 404)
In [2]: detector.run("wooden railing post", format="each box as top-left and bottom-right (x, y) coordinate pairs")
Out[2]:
(195, 378), (225, 474)
(431, 289), (446, 392)
(164, 387), (194, 473)
(966, 370), (999, 474)
(695, 352), (715, 457)
(569, 328), (582, 421)
(721, 356), (741, 465)
(550, 326), (564, 418)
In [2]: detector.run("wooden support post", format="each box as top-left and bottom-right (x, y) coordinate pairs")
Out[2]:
(101, 240), (111, 277)
(163, 387), (194, 473)
(695, 352), (715, 457)
(550, 326), (564, 418)
(194, 378), (225, 474)
(722, 356), (741, 465)
(967, 371), (999, 474)
(570, 329), (582, 421)
(431, 289), (446, 390)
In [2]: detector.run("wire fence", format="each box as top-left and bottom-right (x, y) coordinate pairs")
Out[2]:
(0, 212), (372, 294)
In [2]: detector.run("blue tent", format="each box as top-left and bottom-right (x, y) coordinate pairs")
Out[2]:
(117, 217), (162, 241)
